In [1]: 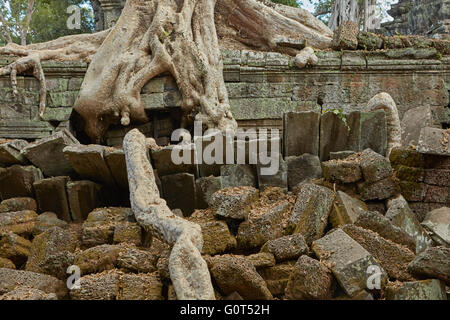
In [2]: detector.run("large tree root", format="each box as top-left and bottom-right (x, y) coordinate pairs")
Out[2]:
(366, 92), (402, 157)
(0, 0), (333, 143)
(123, 128), (215, 300)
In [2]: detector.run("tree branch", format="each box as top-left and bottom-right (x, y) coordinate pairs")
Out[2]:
(0, 11), (12, 44)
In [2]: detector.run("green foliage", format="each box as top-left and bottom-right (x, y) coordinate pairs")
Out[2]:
(270, 0), (299, 7)
(323, 108), (351, 131)
(0, 0), (94, 46)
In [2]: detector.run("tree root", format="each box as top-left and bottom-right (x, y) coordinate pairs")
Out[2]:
(123, 129), (215, 300)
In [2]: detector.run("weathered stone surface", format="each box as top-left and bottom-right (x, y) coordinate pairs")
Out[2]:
(283, 111), (320, 157)
(0, 257), (15, 269)
(112, 222), (142, 246)
(401, 106), (434, 147)
(116, 247), (158, 273)
(63, 145), (116, 186)
(151, 145), (196, 176)
(220, 165), (257, 188)
(0, 197), (36, 213)
(161, 173), (196, 217)
(245, 252), (276, 269)
(81, 207), (134, 248)
(386, 196), (433, 253)
(0, 286), (57, 300)
(258, 261), (295, 297)
(286, 154), (322, 190)
(0, 139), (28, 166)
(189, 210), (236, 255)
(70, 270), (119, 300)
(22, 130), (78, 176)
(417, 127), (450, 156)
(237, 200), (291, 250)
(34, 176), (71, 222)
(25, 227), (78, 279)
(256, 152), (287, 191)
(0, 165), (43, 200)
(330, 191), (367, 228)
(288, 183), (335, 245)
(207, 254), (273, 300)
(104, 148), (129, 189)
(360, 111), (388, 156)
(260, 234), (308, 262)
(285, 255), (335, 300)
(359, 149), (393, 183)
(32, 212), (68, 236)
(0, 210), (38, 236)
(0, 268), (67, 299)
(342, 225), (415, 281)
(322, 157), (362, 184)
(211, 186), (259, 220)
(312, 229), (388, 297)
(332, 21), (359, 50)
(424, 169), (450, 187)
(195, 176), (221, 209)
(357, 177), (399, 201)
(0, 232), (31, 266)
(408, 247), (450, 285)
(330, 151), (356, 160)
(67, 180), (103, 222)
(117, 273), (163, 300)
(421, 207), (450, 246)
(74, 244), (124, 275)
(384, 279), (447, 300)
(355, 211), (416, 252)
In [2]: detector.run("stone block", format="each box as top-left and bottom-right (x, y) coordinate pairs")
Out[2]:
(116, 247), (158, 273)
(32, 212), (67, 237)
(34, 176), (71, 222)
(357, 177), (399, 201)
(210, 186), (259, 220)
(151, 144), (197, 177)
(161, 173), (196, 217)
(256, 152), (287, 191)
(0, 197), (37, 213)
(67, 180), (103, 223)
(260, 234), (308, 262)
(401, 106), (433, 147)
(70, 270), (119, 300)
(0, 232), (31, 266)
(408, 247), (450, 285)
(312, 229), (388, 297)
(283, 111), (320, 157)
(359, 148), (393, 183)
(384, 279), (446, 300)
(258, 262), (295, 297)
(332, 21), (359, 50)
(104, 148), (128, 190)
(421, 207), (450, 246)
(286, 154), (322, 190)
(220, 164), (257, 188)
(417, 127), (450, 156)
(0, 210), (38, 237)
(195, 176), (221, 209)
(117, 273), (163, 300)
(0, 139), (28, 166)
(112, 222), (142, 246)
(330, 191), (368, 228)
(244, 252), (276, 269)
(322, 156), (362, 184)
(360, 111), (388, 156)
(0, 165), (43, 200)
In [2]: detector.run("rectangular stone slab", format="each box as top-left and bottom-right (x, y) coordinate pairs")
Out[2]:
(418, 127), (450, 156)
(0, 139), (28, 166)
(104, 148), (129, 190)
(67, 180), (103, 223)
(33, 176), (71, 222)
(283, 111), (320, 157)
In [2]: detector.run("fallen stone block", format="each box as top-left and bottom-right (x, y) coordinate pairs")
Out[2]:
(384, 279), (447, 300)
(112, 222), (142, 246)
(0, 232), (31, 267)
(417, 127), (450, 156)
(66, 180), (103, 223)
(0, 139), (28, 166)
(256, 152), (287, 191)
(386, 196), (433, 253)
(332, 21), (359, 50)
(330, 151), (356, 160)
(22, 130), (78, 177)
(244, 252), (276, 269)
(260, 234), (308, 262)
(359, 148), (393, 183)
(257, 261), (295, 297)
(34, 176), (71, 222)
(0, 286), (57, 300)
(220, 164), (257, 188)
(32, 212), (68, 237)
(355, 211), (416, 252)
(63, 145), (116, 186)
(283, 111), (320, 157)
(0, 210), (38, 237)
(161, 173), (196, 217)
(151, 144), (197, 177)
(286, 154), (322, 190)
(116, 247), (158, 273)
(104, 148), (129, 190)
(0, 257), (15, 269)
(360, 110), (387, 156)
(74, 244), (125, 275)
(288, 183), (335, 245)
(421, 207), (450, 246)
(0, 165), (43, 200)
(117, 273), (163, 300)
(207, 254), (273, 300)
(408, 247), (450, 285)
(357, 177), (399, 201)
(189, 210), (236, 255)
(195, 176), (221, 209)
(322, 156), (362, 184)
(424, 169), (450, 187)
(342, 225), (416, 281)
(312, 229), (388, 297)
(285, 255), (335, 300)
(330, 191), (367, 228)
(0, 268), (67, 299)
(401, 106), (433, 147)
(0, 197), (37, 213)
(210, 186), (259, 220)
(69, 270), (120, 300)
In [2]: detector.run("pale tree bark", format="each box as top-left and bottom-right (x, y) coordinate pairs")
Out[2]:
(0, 0), (333, 143)
(21, 0), (35, 46)
(329, 0), (361, 31)
(0, 11), (12, 44)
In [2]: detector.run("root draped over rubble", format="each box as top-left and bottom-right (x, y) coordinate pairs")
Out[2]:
(123, 128), (215, 300)
(0, 0), (332, 143)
